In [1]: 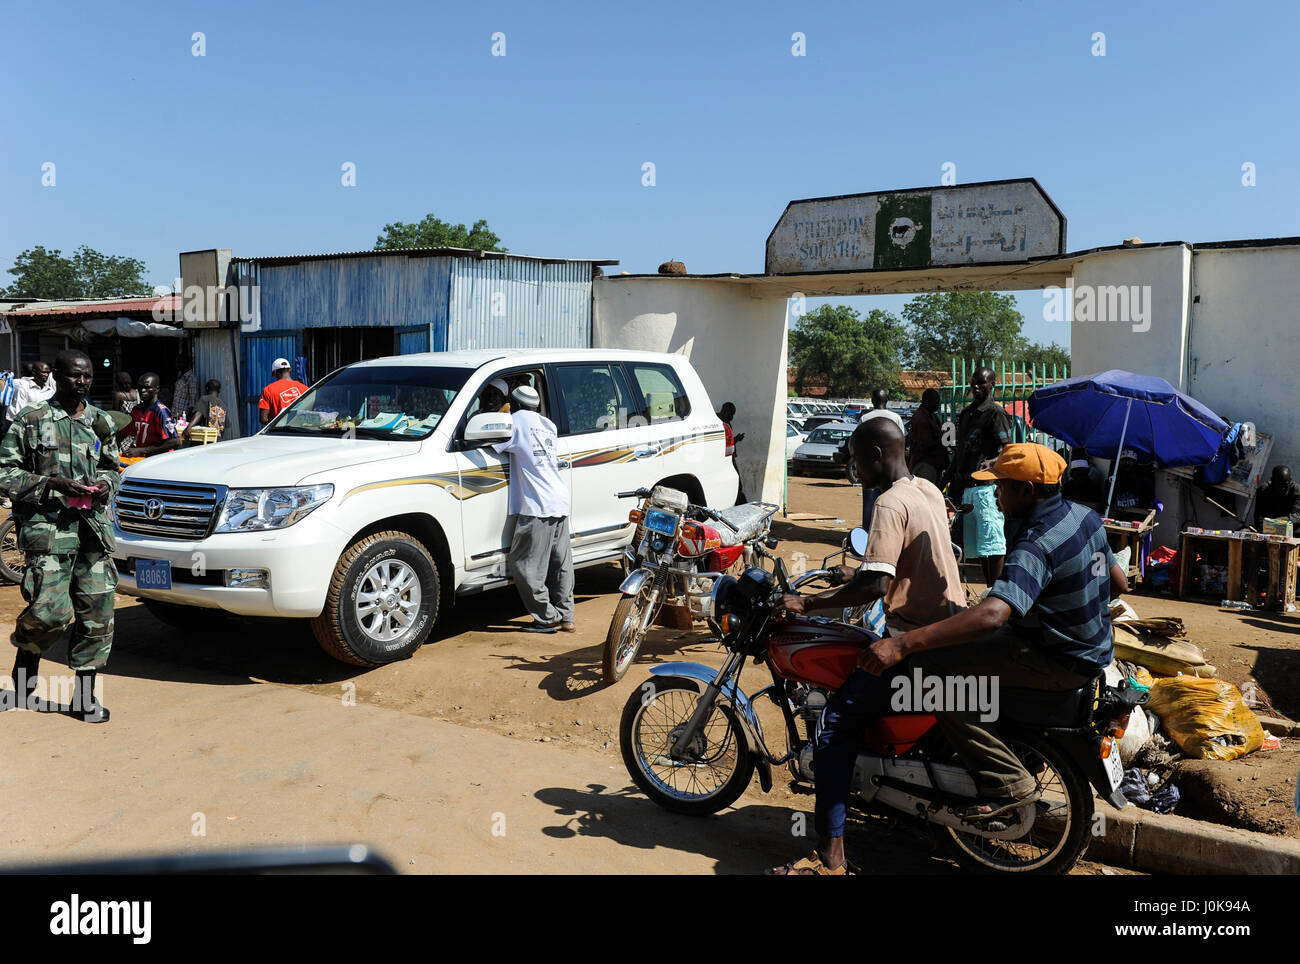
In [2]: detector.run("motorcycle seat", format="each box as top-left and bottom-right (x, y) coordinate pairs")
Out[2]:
(998, 680), (1098, 728)
(713, 503), (772, 544)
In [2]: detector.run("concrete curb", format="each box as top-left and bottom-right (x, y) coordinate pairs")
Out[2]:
(1088, 800), (1300, 874)
(1258, 714), (1300, 738)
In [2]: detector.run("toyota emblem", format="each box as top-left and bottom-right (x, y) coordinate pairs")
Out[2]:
(144, 498), (165, 520)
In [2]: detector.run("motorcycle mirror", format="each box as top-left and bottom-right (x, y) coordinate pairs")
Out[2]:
(848, 527), (869, 557)
(765, 536), (778, 550)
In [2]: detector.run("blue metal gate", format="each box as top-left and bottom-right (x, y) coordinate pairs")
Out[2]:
(395, 323), (432, 355)
(241, 330), (302, 436)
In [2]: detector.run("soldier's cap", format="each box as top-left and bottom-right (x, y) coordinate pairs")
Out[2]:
(972, 443), (1067, 486)
(511, 385), (540, 410)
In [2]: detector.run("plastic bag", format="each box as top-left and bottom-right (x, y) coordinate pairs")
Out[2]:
(1146, 677), (1265, 761)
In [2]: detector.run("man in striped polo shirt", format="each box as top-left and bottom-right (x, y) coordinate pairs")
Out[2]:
(862, 443), (1129, 817)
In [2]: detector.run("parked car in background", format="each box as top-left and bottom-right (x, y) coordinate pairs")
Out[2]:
(786, 422), (806, 462)
(790, 421), (856, 475)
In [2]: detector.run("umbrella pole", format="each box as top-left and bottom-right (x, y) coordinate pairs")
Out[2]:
(1104, 398), (1133, 519)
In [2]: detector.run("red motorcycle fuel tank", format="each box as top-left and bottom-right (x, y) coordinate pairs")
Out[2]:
(705, 544), (744, 571)
(767, 615), (874, 690)
(768, 615), (937, 754)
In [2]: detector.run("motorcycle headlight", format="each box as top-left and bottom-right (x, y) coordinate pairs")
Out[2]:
(214, 484), (334, 533)
(710, 575), (739, 621)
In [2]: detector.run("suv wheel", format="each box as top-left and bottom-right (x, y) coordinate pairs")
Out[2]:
(311, 530), (440, 666)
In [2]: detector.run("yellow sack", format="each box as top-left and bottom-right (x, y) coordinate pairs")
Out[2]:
(1146, 677), (1265, 761)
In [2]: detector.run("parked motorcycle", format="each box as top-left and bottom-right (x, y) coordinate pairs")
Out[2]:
(619, 538), (1146, 874)
(602, 486), (777, 683)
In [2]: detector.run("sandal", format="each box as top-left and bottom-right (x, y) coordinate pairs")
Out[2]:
(959, 788), (1041, 820)
(765, 852), (851, 876)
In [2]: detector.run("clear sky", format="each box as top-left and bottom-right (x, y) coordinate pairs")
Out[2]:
(3, 0), (1297, 350)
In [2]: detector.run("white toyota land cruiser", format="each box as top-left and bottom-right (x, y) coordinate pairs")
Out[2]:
(112, 349), (739, 665)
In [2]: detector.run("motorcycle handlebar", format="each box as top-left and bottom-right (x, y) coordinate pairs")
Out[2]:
(617, 488), (652, 499)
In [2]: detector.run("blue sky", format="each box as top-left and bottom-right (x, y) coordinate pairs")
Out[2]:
(3, 0), (1297, 349)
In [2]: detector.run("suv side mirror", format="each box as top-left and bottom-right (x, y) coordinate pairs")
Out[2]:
(464, 412), (513, 445)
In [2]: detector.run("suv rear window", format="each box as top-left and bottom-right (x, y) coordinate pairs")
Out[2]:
(626, 363), (690, 424)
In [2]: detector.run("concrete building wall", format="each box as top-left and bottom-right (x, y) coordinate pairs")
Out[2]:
(592, 278), (789, 505)
(1187, 245), (1300, 475)
(1069, 244), (1192, 388)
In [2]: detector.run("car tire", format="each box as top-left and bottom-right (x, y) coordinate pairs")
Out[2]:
(311, 530), (440, 667)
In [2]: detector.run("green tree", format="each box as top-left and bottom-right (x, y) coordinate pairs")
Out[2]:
(1020, 341), (1071, 372)
(901, 291), (1028, 370)
(789, 304), (905, 398)
(374, 215), (506, 252)
(2, 245), (151, 300)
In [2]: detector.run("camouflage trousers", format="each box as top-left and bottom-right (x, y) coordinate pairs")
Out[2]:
(11, 550), (118, 670)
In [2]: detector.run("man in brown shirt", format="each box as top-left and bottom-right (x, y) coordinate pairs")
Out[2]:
(782, 418), (963, 632)
(770, 417), (965, 875)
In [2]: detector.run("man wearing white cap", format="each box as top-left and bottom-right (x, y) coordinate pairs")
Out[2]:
(494, 384), (575, 633)
(258, 358), (310, 426)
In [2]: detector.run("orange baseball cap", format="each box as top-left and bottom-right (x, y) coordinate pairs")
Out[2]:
(971, 443), (1068, 485)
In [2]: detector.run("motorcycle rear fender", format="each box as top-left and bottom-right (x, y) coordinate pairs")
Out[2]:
(619, 568), (653, 596)
(646, 663), (771, 790)
(1004, 726), (1128, 810)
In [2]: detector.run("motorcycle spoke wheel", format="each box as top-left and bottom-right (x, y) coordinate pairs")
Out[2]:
(619, 679), (754, 814)
(946, 735), (1092, 875)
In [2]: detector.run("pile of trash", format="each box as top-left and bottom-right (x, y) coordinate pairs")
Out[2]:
(1105, 601), (1274, 814)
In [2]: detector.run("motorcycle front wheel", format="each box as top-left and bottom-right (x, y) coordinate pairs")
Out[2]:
(946, 733), (1092, 875)
(602, 590), (657, 683)
(0, 516), (23, 585)
(620, 677), (755, 815)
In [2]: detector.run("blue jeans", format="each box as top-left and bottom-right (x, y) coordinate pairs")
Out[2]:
(813, 666), (890, 839)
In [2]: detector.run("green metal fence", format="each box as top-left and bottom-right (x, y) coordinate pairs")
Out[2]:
(939, 359), (1071, 456)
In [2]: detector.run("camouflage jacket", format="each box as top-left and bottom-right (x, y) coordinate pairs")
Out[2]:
(0, 398), (122, 554)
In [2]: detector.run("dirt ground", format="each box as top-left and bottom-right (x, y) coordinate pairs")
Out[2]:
(1, 472), (1295, 871)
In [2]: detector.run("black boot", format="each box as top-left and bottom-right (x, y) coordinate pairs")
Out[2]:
(71, 669), (109, 723)
(7, 648), (41, 711)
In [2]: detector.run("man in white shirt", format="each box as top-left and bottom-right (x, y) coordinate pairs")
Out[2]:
(494, 385), (575, 633)
(7, 360), (54, 426)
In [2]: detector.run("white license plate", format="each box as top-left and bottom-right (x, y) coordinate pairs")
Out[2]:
(135, 559), (172, 591)
(1103, 739), (1124, 790)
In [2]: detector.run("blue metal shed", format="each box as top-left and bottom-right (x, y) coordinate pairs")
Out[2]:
(229, 248), (616, 435)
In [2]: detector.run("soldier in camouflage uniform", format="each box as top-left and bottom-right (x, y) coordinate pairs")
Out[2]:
(0, 350), (121, 722)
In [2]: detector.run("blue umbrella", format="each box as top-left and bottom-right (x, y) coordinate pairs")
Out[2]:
(1028, 370), (1229, 516)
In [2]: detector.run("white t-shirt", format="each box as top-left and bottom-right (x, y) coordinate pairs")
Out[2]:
(860, 408), (905, 433)
(8, 377), (55, 421)
(494, 409), (569, 518)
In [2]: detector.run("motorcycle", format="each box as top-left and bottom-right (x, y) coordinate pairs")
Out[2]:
(602, 485), (777, 683)
(618, 536), (1147, 874)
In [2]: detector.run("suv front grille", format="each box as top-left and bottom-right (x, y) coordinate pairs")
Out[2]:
(116, 479), (226, 540)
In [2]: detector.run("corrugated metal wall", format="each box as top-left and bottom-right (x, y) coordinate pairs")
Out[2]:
(241, 331), (302, 435)
(257, 255), (452, 337)
(446, 260), (591, 351)
(193, 328), (243, 438)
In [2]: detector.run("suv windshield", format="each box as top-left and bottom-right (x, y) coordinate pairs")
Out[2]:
(268, 365), (471, 440)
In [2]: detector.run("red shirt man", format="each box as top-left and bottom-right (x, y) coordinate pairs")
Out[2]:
(258, 358), (309, 425)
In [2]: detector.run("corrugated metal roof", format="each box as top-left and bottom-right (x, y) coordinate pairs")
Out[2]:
(234, 247), (618, 267)
(7, 295), (182, 319)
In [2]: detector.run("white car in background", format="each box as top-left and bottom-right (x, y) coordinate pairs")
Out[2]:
(786, 422), (806, 462)
(112, 349), (738, 666)
(790, 421), (856, 476)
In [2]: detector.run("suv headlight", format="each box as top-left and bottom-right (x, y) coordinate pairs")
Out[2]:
(214, 484), (334, 533)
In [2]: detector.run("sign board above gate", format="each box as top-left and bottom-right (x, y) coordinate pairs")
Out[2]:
(764, 178), (1066, 275)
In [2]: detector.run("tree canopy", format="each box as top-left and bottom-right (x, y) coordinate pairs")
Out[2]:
(789, 304), (905, 398)
(3, 245), (152, 299)
(900, 291), (1070, 373)
(374, 215), (506, 252)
